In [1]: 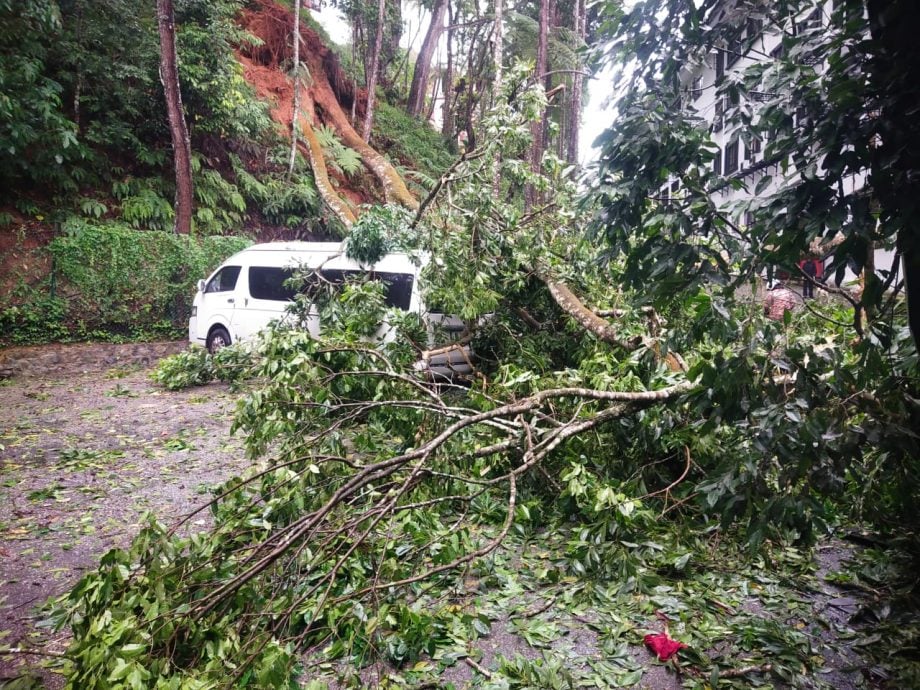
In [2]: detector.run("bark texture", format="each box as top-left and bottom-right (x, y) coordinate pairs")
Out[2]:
(566, 0), (586, 166)
(540, 273), (642, 351)
(407, 0), (449, 118)
(156, 0), (193, 235)
(526, 0), (550, 209)
(362, 0), (386, 142)
(287, 0), (302, 177)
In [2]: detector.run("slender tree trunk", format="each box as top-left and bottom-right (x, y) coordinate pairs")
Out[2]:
(492, 0), (503, 102)
(351, 20), (359, 124)
(407, 0), (449, 118)
(362, 0), (386, 142)
(566, 0), (586, 166)
(287, 0), (302, 177)
(441, 1), (455, 139)
(426, 72), (441, 122)
(156, 0), (193, 235)
(491, 0), (503, 195)
(72, 0), (84, 130)
(526, 0), (549, 209)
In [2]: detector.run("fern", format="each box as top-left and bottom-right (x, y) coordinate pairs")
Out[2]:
(79, 197), (107, 219)
(314, 124), (340, 149)
(315, 124), (363, 178)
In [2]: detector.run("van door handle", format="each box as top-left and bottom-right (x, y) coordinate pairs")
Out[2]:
(227, 298), (235, 304)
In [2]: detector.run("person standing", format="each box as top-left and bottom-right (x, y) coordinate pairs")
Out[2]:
(802, 259), (817, 299)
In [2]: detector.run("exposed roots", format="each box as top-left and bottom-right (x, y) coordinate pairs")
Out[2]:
(238, 0), (419, 212)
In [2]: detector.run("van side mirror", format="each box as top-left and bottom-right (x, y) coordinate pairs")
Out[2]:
(197, 279), (206, 293)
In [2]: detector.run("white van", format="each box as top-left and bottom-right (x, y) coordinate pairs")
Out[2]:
(188, 242), (472, 377)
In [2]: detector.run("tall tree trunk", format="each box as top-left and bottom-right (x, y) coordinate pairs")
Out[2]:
(441, 1), (455, 139)
(491, 0), (503, 195)
(407, 0), (449, 118)
(526, 0), (549, 209)
(156, 0), (193, 235)
(565, 0), (586, 166)
(287, 0), (302, 177)
(362, 0), (386, 142)
(72, 0), (84, 130)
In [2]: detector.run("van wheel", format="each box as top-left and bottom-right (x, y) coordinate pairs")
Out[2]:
(206, 326), (231, 354)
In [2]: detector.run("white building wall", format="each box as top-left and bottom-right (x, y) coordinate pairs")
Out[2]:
(672, 1), (893, 286)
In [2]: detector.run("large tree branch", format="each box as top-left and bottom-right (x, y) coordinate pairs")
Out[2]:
(537, 272), (643, 350)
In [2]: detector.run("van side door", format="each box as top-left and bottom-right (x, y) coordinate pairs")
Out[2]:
(231, 266), (307, 341)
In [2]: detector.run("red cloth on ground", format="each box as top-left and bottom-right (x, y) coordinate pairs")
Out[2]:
(644, 632), (688, 661)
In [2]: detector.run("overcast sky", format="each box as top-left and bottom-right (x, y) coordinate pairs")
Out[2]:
(309, 4), (613, 166)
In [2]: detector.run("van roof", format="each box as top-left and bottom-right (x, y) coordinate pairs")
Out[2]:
(242, 241), (345, 253)
(219, 242), (426, 273)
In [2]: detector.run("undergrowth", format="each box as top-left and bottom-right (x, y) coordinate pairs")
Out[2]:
(0, 223), (252, 346)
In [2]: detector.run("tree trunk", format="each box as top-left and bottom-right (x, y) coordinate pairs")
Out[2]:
(441, 1), (455, 139)
(362, 0), (386, 142)
(407, 0), (449, 118)
(287, 0), (302, 177)
(526, 0), (549, 209)
(491, 0), (503, 195)
(565, 0), (586, 165)
(156, 0), (193, 235)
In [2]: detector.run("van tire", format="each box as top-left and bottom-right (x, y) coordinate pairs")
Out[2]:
(206, 326), (231, 354)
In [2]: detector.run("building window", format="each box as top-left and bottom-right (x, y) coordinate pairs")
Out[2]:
(670, 179), (680, 194)
(747, 137), (761, 160)
(713, 99), (724, 133)
(692, 75), (703, 99)
(725, 140), (739, 175)
(771, 43), (784, 61)
(746, 18), (763, 43)
(726, 37), (742, 68)
(712, 147), (722, 175)
(715, 49), (725, 81)
(800, 8), (822, 32)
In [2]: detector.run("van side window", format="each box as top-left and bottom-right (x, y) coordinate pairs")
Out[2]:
(308, 270), (415, 310)
(205, 265), (241, 293)
(249, 267), (296, 301)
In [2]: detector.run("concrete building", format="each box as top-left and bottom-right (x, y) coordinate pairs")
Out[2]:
(668, 1), (895, 287)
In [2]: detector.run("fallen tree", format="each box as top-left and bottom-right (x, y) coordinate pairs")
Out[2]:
(51, 63), (919, 690)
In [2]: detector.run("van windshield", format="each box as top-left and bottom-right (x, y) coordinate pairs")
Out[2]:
(247, 267), (414, 310)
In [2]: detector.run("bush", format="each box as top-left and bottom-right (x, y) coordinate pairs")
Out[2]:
(0, 221), (252, 345)
(151, 343), (256, 391)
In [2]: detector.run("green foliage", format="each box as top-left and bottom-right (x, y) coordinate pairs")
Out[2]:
(231, 155), (321, 228)
(344, 204), (416, 264)
(151, 343), (256, 390)
(0, 295), (70, 346)
(151, 347), (213, 390)
(176, 0), (274, 140)
(0, 0), (82, 192)
(371, 102), (454, 186)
